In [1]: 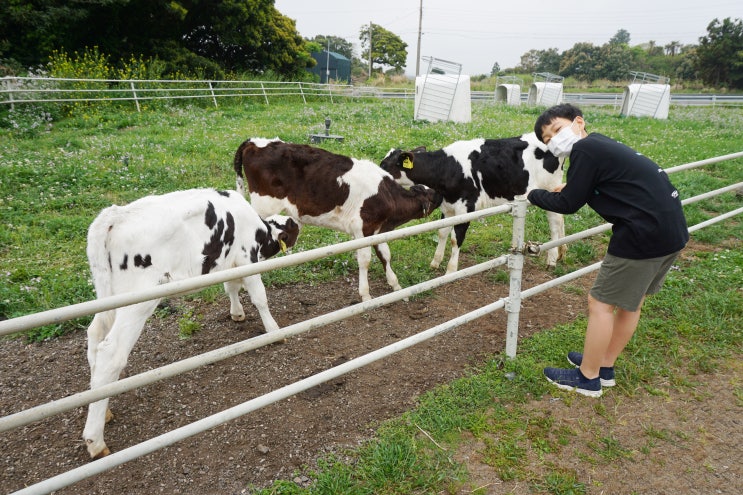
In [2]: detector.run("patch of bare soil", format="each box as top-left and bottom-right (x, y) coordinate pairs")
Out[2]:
(456, 357), (742, 495)
(1, 251), (739, 494)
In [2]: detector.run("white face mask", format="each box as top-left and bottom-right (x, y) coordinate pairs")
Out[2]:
(547, 119), (581, 158)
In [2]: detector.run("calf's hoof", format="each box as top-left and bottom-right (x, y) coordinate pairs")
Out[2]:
(230, 313), (246, 322)
(105, 408), (114, 423)
(392, 285), (409, 302)
(92, 447), (111, 460)
(86, 439), (111, 460)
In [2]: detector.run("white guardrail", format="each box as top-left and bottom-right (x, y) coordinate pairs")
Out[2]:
(2, 76), (742, 110)
(1, 145), (741, 493)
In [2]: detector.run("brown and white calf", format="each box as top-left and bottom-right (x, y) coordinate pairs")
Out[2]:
(234, 138), (443, 301)
(83, 188), (298, 459)
(380, 133), (566, 273)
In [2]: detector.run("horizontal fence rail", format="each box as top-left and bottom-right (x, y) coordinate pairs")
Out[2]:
(2, 77), (741, 110)
(2, 152), (742, 494)
(0, 205), (511, 338)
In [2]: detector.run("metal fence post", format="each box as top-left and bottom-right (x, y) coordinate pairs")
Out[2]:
(260, 82), (269, 105)
(208, 81), (218, 107)
(129, 81), (140, 112)
(505, 198), (527, 358)
(6, 77), (16, 111)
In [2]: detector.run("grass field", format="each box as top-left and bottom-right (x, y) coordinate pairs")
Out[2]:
(1, 97), (741, 493)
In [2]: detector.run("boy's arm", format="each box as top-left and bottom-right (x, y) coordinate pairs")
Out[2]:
(527, 158), (596, 213)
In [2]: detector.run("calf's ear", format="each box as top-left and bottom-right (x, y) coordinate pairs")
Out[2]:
(277, 225), (298, 251)
(277, 231), (290, 252)
(401, 152), (415, 169)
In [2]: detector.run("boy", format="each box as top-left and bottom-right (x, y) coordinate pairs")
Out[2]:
(527, 104), (688, 397)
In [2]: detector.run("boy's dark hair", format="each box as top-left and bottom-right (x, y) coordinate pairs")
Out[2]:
(534, 103), (584, 143)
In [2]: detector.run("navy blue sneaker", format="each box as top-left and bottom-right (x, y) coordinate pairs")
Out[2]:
(544, 367), (602, 398)
(567, 352), (616, 387)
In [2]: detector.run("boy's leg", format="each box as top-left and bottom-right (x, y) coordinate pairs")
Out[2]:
(604, 298), (644, 364)
(580, 296), (617, 379)
(580, 295), (644, 379)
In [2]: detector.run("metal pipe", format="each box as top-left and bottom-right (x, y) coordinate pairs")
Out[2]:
(0, 256), (509, 433)
(0, 204), (512, 337)
(11, 294), (509, 495)
(505, 199), (527, 358)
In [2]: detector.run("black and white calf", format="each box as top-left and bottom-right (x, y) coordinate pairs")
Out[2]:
(83, 188), (298, 459)
(234, 138), (442, 301)
(380, 133), (566, 273)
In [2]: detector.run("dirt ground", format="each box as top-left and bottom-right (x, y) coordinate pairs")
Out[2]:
(1, 249), (740, 494)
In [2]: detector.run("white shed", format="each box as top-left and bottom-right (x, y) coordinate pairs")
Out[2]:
(495, 84), (521, 106)
(414, 74), (471, 122)
(527, 82), (563, 106)
(414, 57), (471, 123)
(620, 83), (671, 119)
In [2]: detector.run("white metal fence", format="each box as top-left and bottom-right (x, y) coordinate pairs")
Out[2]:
(1, 152), (741, 494)
(0, 76), (412, 110)
(2, 76), (741, 111)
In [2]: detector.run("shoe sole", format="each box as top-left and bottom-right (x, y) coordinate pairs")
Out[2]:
(545, 376), (603, 398)
(567, 356), (616, 388)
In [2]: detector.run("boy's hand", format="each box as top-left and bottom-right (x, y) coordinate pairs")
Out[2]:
(552, 183), (566, 192)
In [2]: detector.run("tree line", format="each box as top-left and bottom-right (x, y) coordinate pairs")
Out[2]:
(508, 21), (742, 89)
(1, 1), (741, 89)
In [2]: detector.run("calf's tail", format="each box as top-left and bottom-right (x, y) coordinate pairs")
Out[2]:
(233, 141), (248, 196)
(86, 206), (118, 300)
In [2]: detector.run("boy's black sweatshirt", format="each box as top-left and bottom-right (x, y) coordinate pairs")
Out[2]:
(527, 133), (689, 259)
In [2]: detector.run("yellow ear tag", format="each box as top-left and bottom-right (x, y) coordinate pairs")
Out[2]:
(279, 239), (287, 253)
(402, 157), (413, 169)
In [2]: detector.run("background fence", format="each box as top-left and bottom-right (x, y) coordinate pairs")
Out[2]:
(1, 149), (741, 494)
(2, 77), (742, 111)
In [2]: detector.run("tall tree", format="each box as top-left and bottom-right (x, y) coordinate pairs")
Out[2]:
(609, 29), (631, 46)
(359, 23), (407, 74)
(517, 48), (560, 73)
(0, 0), (314, 78)
(0, 0), (165, 68)
(593, 43), (634, 81)
(665, 41), (681, 56)
(179, 0), (313, 77)
(309, 35), (353, 59)
(695, 17), (743, 89)
(645, 40), (664, 57)
(535, 48), (561, 73)
(560, 42), (598, 81)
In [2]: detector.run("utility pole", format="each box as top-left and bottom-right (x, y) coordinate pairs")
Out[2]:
(416, 0), (422, 77)
(368, 21), (373, 78)
(326, 39), (330, 83)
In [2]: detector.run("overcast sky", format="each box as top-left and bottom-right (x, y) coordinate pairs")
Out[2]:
(274, 0), (740, 76)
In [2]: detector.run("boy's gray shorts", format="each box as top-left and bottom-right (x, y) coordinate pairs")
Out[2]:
(590, 251), (681, 312)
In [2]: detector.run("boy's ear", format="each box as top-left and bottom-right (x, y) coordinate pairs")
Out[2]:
(575, 115), (587, 133)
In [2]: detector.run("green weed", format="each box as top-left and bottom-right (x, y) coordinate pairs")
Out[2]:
(177, 309), (202, 339)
